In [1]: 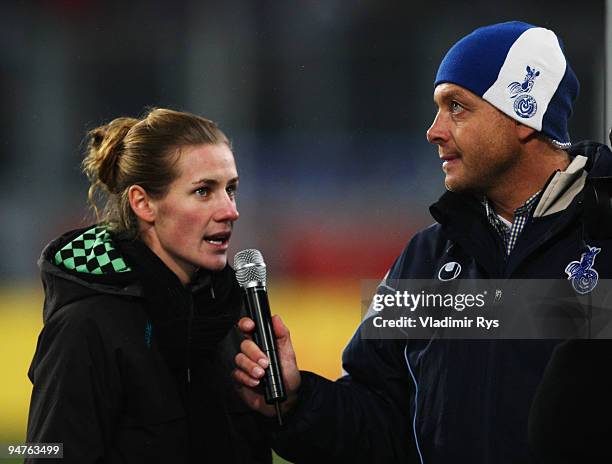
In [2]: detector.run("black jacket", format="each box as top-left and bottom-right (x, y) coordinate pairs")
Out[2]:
(26, 226), (271, 463)
(272, 142), (612, 463)
(528, 338), (612, 463)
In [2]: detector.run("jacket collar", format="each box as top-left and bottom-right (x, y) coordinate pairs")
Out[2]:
(430, 192), (506, 276)
(428, 142), (612, 277)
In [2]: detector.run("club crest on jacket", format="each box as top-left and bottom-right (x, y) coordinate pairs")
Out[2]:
(564, 246), (601, 294)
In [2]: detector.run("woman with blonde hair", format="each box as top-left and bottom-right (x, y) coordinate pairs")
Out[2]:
(26, 108), (271, 463)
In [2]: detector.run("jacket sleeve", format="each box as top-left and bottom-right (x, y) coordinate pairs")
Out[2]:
(270, 236), (439, 463)
(271, 330), (417, 463)
(26, 303), (119, 464)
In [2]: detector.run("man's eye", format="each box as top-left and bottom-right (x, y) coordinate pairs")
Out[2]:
(450, 101), (463, 113)
(195, 187), (209, 197)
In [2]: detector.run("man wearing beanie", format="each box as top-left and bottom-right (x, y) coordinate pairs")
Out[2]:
(233, 22), (612, 463)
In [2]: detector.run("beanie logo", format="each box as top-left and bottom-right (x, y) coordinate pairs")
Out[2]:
(513, 95), (538, 118)
(507, 66), (540, 119)
(508, 66), (540, 97)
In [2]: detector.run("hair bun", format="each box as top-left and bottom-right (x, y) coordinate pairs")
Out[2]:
(90, 130), (105, 150)
(83, 117), (139, 194)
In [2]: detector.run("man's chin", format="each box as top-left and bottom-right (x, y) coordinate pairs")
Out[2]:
(444, 176), (464, 192)
(444, 177), (480, 195)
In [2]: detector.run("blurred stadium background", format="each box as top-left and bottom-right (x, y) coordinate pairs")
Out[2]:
(0, 1), (607, 462)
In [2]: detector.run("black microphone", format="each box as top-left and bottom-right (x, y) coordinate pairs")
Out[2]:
(234, 249), (286, 425)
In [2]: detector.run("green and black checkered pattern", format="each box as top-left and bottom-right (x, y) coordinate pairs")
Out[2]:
(54, 226), (131, 274)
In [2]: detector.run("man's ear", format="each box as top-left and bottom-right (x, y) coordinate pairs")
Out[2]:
(128, 185), (156, 223)
(516, 121), (537, 142)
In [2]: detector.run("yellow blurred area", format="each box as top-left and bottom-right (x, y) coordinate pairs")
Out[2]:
(268, 279), (361, 380)
(0, 280), (362, 443)
(0, 285), (44, 440)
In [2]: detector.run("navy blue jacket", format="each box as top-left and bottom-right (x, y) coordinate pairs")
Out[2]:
(273, 142), (612, 464)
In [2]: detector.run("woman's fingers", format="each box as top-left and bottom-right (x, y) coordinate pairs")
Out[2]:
(234, 313), (302, 416)
(232, 366), (260, 387)
(238, 317), (256, 334)
(239, 338), (269, 369)
(234, 352), (265, 380)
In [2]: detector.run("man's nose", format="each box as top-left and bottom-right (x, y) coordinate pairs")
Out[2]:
(426, 111), (448, 145)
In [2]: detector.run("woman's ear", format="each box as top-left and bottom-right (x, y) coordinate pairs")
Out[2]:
(128, 185), (156, 223)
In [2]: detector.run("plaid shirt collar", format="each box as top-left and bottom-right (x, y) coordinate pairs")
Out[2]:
(484, 192), (540, 255)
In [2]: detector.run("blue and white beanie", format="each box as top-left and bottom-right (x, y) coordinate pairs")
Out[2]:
(435, 21), (579, 148)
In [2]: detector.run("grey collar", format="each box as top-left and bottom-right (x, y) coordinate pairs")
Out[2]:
(533, 155), (588, 218)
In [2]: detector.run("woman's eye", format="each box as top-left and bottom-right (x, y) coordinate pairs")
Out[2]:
(195, 187), (209, 197)
(227, 184), (238, 198)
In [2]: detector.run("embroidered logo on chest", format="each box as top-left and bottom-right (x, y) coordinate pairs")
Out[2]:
(564, 246), (601, 294)
(438, 261), (462, 281)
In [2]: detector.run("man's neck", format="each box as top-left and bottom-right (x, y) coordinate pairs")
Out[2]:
(487, 143), (571, 222)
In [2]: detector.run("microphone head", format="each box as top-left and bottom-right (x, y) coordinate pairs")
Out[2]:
(234, 249), (267, 287)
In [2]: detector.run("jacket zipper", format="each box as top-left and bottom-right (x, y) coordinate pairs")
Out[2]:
(185, 285), (216, 385)
(187, 296), (194, 385)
